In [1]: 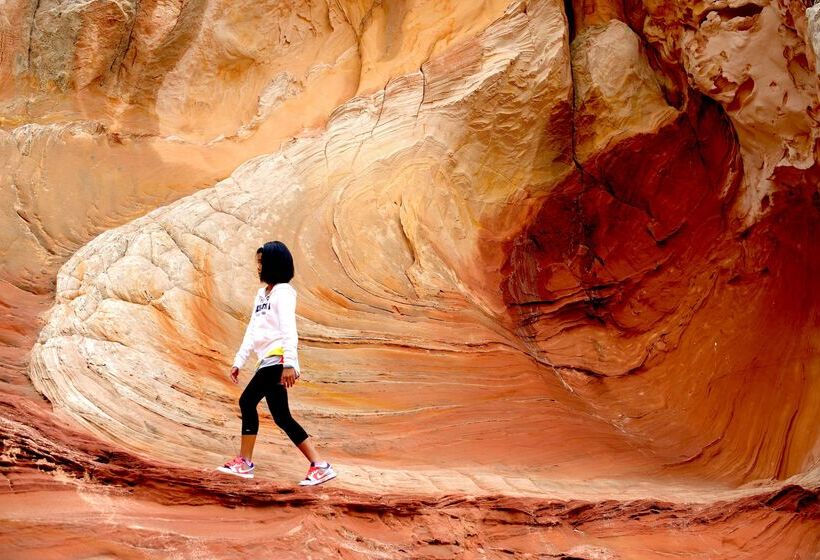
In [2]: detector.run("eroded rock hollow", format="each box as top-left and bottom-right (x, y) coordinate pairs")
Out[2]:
(1, 0), (818, 558)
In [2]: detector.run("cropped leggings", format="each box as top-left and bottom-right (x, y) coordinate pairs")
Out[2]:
(239, 364), (309, 445)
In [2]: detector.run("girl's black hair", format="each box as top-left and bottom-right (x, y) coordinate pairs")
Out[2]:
(257, 241), (294, 285)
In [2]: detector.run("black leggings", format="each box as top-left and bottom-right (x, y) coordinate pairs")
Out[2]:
(239, 365), (309, 445)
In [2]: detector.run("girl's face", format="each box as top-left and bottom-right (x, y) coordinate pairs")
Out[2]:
(256, 252), (263, 277)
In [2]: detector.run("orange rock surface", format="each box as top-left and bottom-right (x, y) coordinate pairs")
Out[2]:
(1, 0), (818, 558)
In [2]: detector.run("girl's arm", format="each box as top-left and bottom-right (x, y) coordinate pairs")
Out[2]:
(232, 298), (256, 370)
(277, 288), (300, 374)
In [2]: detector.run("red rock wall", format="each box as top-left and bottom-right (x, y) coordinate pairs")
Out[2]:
(1, 1), (818, 558)
(505, 93), (819, 484)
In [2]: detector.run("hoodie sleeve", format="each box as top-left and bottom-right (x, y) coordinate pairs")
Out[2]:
(276, 286), (300, 372)
(232, 296), (257, 370)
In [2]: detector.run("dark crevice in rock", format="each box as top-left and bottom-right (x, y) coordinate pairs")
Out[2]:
(563, 0), (576, 43)
(107, 0), (141, 81)
(26, 0), (43, 73)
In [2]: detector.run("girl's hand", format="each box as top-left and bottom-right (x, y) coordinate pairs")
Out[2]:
(281, 367), (297, 388)
(230, 366), (239, 384)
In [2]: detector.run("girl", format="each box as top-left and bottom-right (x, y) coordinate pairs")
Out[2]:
(217, 241), (336, 486)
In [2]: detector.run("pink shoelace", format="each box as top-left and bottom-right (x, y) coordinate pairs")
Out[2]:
(306, 465), (325, 478)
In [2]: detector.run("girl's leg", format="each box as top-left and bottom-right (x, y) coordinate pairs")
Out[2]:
(240, 435), (257, 461)
(237, 369), (268, 461)
(296, 437), (322, 464)
(263, 366), (315, 458)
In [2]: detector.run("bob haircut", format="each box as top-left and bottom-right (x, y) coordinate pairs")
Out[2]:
(257, 241), (294, 285)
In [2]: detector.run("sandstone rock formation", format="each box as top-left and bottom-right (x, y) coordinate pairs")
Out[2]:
(2, 0), (818, 558)
(1, 0), (509, 291)
(29, 0), (591, 485)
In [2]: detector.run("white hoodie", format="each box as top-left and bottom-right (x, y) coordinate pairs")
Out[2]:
(232, 283), (300, 373)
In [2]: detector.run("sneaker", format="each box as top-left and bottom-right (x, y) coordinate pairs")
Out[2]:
(298, 462), (337, 486)
(216, 456), (254, 479)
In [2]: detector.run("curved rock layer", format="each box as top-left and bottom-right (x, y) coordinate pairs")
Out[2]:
(506, 100), (820, 483)
(32, 0), (604, 484)
(0, 0), (509, 291)
(1, 476), (818, 559)
(3, 375), (817, 558)
(1, 0), (818, 558)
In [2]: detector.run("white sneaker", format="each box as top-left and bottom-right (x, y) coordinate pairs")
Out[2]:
(298, 462), (337, 486)
(216, 456), (254, 479)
